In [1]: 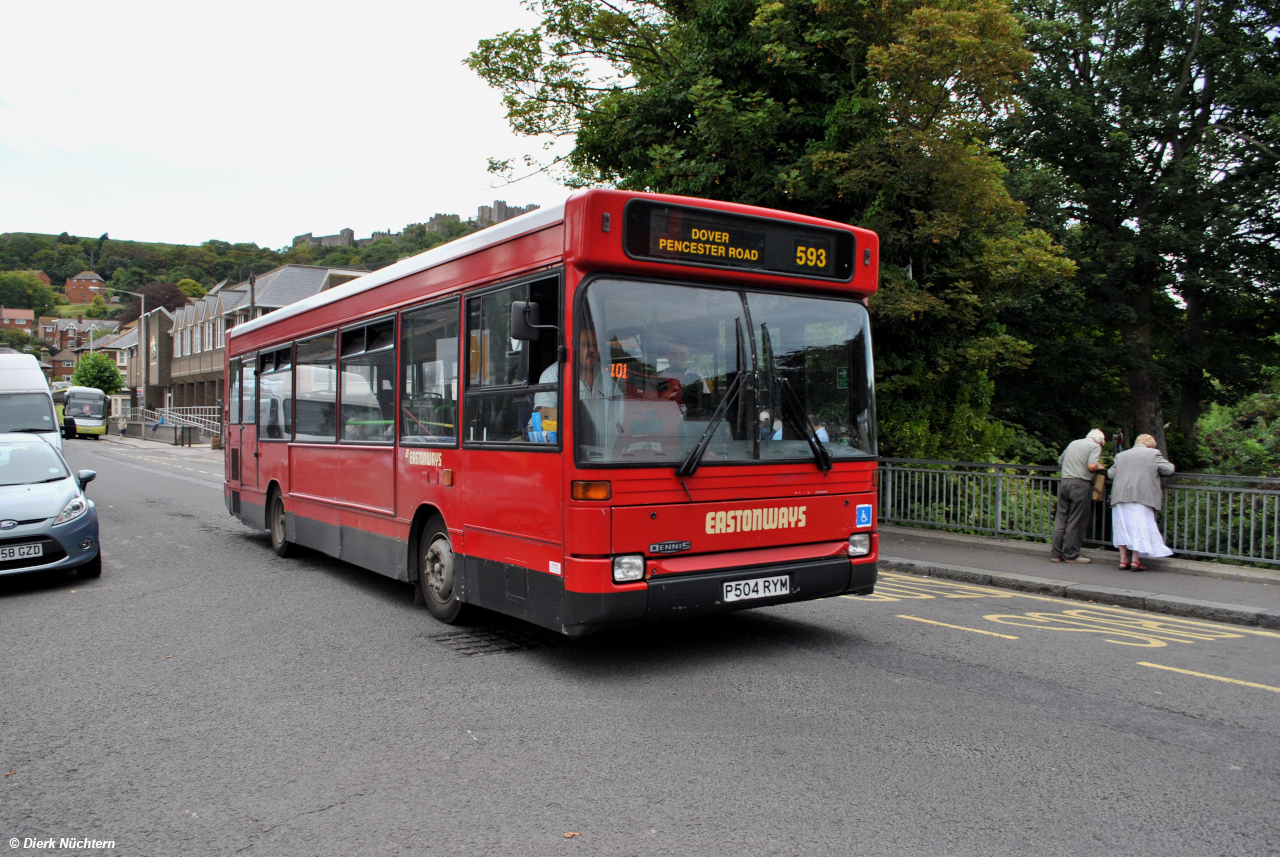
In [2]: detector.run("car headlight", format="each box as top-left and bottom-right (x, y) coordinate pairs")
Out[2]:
(848, 533), (871, 557)
(54, 495), (89, 526)
(612, 554), (645, 583)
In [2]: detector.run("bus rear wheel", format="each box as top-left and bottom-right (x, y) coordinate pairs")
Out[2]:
(416, 517), (468, 623)
(268, 491), (296, 558)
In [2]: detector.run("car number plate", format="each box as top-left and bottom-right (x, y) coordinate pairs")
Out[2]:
(724, 575), (790, 603)
(0, 543), (43, 561)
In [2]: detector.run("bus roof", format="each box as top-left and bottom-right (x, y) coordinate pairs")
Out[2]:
(228, 202), (566, 343)
(227, 189), (878, 346)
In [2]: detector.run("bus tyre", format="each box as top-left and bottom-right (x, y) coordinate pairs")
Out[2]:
(268, 491), (296, 558)
(77, 552), (102, 579)
(64, 420), (76, 440)
(417, 517), (467, 623)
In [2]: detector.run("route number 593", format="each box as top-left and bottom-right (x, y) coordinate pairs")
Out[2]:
(795, 245), (827, 268)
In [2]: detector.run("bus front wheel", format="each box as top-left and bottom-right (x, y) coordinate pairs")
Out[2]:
(268, 491), (296, 558)
(416, 517), (468, 623)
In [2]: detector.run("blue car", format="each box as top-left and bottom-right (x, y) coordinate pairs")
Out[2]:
(0, 433), (101, 580)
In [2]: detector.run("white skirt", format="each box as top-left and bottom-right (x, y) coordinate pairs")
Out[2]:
(1111, 502), (1173, 556)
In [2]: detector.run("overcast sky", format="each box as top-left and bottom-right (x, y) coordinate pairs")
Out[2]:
(0, 0), (575, 250)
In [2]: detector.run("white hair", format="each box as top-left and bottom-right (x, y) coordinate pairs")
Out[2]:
(1087, 429), (1106, 444)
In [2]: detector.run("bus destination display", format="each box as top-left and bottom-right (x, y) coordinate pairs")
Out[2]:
(623, 200), (854, 281)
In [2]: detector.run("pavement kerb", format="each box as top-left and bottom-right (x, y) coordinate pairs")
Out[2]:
(96, 434), (218, 457)
(879, 555), (1280, 630)
(879, 523), (1280, 587)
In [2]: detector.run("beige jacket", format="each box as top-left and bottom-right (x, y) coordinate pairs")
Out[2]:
(1107, 446), (1175, 510)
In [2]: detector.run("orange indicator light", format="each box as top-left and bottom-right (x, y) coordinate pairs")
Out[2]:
(572, 481), (611, 501)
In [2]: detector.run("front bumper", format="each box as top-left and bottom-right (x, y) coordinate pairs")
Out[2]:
(0, 509), (100, 577)
(559, 557), (878, 636)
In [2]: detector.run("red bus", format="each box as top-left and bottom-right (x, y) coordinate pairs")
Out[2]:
(223, 189), (880, 636)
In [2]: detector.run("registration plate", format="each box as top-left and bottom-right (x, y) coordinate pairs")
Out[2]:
(724, 575), (790, 603)
(0, 543), (43, 561)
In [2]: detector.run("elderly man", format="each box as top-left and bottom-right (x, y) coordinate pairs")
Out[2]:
(1050, 428), (1107, 564)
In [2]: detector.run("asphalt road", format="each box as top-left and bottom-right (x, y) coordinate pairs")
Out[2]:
(2, 438), (1278, 857)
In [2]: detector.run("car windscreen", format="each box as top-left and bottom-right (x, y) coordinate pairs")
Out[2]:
(0, 442), (69, 486)
(0, 392), (58, 433)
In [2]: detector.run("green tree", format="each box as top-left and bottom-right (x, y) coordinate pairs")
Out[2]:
(1, 328), (42, 358)
(1004, 0), (1280, 454)
(71, 351), (124, 396)
(0, 270), (58, 318)
(176, 278), (208, 298)
(470, 0), (1074, 459)
(84, 295), (110, 319)
(116, 282), (190, 325)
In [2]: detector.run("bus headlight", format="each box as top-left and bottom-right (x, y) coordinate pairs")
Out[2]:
(848, 533), (871, 557)
(612, 554), (645, 583)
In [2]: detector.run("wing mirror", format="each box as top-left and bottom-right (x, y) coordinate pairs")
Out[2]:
(77, 470), (97, 488)
(509, 300), (542, 341)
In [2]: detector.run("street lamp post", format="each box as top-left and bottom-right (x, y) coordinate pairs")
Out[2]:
(113, 289), (147, 412)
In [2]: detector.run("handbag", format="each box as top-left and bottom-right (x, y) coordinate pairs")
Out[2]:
(1091, 472), (1107, 501)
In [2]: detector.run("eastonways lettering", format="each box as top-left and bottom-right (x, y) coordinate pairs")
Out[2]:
(705, 506), (806, 534)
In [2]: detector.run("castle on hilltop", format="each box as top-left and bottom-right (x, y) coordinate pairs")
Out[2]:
(293, 200), (540, 249)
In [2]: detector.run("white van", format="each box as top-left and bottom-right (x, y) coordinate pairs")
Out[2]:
(0, 353), (62, 450)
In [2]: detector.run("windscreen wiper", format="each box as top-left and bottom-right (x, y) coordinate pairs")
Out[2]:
(676, 370), (746, 478)
(9, 427), (52, 433)
(778, 378), (833, 472)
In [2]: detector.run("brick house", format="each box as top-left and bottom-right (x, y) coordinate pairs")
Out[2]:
(51, 348), (78, 382)
(169, 264), (364, 409)
(64, 271), (106, 304)
(35, 315), (118, 351)
(1, 307), (35, 332)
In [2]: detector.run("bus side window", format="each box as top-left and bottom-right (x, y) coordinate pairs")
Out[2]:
(464, 276), (560, 445)
(229, 358), (241, 425)
(295, 333), (338, 443)
(238, 360), (256, 425)
(258, 347), (293, 440)
(401, 298), (460, 445)
(339, 317), (395, 444)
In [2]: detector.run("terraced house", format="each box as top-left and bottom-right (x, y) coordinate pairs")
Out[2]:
(169, 265), (364, 410)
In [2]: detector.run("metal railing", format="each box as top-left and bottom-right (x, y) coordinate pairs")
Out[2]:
(119, 407), (221, 435)
(879, 458), (1280, 567)
(160, 407), (221, 433)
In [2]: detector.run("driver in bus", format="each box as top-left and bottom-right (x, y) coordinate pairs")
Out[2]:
(657, 341), (709, 416)
(533, 327), (620, 440)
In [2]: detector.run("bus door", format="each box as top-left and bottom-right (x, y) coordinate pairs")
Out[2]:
(458, 278), (564, 622)
(226, 358), (258, 509)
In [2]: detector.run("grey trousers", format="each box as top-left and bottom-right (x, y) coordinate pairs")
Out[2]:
(1051, 477), (1093, 560)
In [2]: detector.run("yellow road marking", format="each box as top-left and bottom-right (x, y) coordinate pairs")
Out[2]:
(857, 572), (1280, 640)
(982, 609), (1248, 649)
(898, 615), (1018, 639)
(1138, 662), (1280, 693)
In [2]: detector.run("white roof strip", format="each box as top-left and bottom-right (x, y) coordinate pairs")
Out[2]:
(229, 202), (567, 341)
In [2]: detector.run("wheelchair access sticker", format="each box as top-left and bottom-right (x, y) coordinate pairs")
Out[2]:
(856, 504), (873, 528)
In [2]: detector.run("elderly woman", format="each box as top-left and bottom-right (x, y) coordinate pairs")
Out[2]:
(1107, 434), (1175, 570)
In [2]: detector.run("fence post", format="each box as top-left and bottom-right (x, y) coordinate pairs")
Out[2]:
(994, 465), (1004, 539)
(881, 461), (892, 524)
